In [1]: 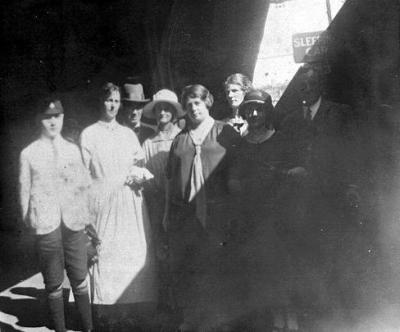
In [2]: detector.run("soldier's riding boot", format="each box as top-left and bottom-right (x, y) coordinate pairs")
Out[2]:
(48, 287), (66, 332)
(73, 279), (93, 331)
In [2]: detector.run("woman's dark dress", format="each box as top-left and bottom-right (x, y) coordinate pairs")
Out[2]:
(166, 121), (242, 329)
(231, 131), (291, 311)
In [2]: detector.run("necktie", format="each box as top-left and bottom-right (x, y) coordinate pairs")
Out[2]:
(50, 140), (59, 167)
(50, 141), (60, 184)
(188, 135), (207, 228)
(304, 106), (312, 122)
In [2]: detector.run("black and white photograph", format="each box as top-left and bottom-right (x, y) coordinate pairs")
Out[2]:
(1, 0), (400, 331)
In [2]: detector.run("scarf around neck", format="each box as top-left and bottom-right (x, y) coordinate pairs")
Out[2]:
(188, 116), (215, 227)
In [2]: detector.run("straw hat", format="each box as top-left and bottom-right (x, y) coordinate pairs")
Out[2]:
(143, 89), (185, 119)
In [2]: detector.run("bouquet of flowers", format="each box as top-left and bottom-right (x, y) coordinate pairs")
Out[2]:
(125, 165), (154, 187)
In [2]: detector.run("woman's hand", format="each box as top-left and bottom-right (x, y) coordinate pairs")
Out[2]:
(125, 176), (145, 186)
(125, 166), (154, 186)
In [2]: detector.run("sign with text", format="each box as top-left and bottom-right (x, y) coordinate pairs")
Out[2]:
(292, 31), (328, 63)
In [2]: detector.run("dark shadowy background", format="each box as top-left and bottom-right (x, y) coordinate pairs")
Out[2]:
(0, 0), (270, 233)
(1, 0), (400, 327)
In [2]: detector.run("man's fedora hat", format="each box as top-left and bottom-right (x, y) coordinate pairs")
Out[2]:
(143, 89), (185, 119)
(122, 83), (150, 103)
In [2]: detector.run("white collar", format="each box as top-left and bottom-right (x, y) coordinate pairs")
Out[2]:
(152, 124), (181, 142)
(227, 115), (245, 124)
(40, 134), (63, 147)
(98, 119), (119, 131)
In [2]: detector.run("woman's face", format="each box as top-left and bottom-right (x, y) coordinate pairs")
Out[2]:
(154, 102), (174, 125)
(242, 103), (266, 130)
(225, 84), (246, 109)
(102, 90), (121, 121)
(185, 97), (209, 125)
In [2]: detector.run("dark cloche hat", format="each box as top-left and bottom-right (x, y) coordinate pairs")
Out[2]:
(241, 89), (272, 105)
(239, 89), (273, 118)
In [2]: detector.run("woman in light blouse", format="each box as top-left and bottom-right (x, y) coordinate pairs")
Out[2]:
(142, 89), (184, 232)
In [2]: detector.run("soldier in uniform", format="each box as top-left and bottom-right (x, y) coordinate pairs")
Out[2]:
(18, 97), (93, 332)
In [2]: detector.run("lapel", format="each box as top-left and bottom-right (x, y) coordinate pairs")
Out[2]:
(312, 98), (345, 138)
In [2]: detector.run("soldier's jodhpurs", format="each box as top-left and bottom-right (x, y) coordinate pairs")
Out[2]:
(36, 225), (92, 332)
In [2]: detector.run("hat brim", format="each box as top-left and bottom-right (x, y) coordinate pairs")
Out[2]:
(239, 100), (266, 118)
(122, 98), (150, 103)
(36, 110), (63, 121)
(143, 100), (185, 119)
(40, 109), (64, 117)
(241, 99), (265, 105)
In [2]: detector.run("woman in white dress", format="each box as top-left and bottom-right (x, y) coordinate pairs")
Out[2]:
(80, 82), (157, 328)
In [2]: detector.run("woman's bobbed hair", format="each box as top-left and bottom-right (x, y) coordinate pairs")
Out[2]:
(99, 82), (120, 102)
(224, 73), (253, 93)
(181, 84), (214, 110)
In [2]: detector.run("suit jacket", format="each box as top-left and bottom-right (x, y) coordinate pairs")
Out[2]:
(281, 98), (354, 195)
(132, 124), (156, 144)
(19, 135), (91, 235)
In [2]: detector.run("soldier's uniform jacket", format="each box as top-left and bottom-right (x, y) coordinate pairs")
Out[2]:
(19, 135), (91, 235)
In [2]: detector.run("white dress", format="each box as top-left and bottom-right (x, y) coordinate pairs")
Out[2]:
(80, 120), (157, 305)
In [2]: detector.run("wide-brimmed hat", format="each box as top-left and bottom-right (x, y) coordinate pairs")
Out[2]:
(143, 89), (185, 119)
(122, 83), (150, 103)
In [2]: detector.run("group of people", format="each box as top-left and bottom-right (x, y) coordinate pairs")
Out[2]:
(18, 64), (361, 332)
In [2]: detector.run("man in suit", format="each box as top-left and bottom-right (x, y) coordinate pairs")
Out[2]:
(18, 98), (93, 332)
(121, 83), (155, 144)
(279, 64), (360, 326)
(283, 64), (358, 193)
